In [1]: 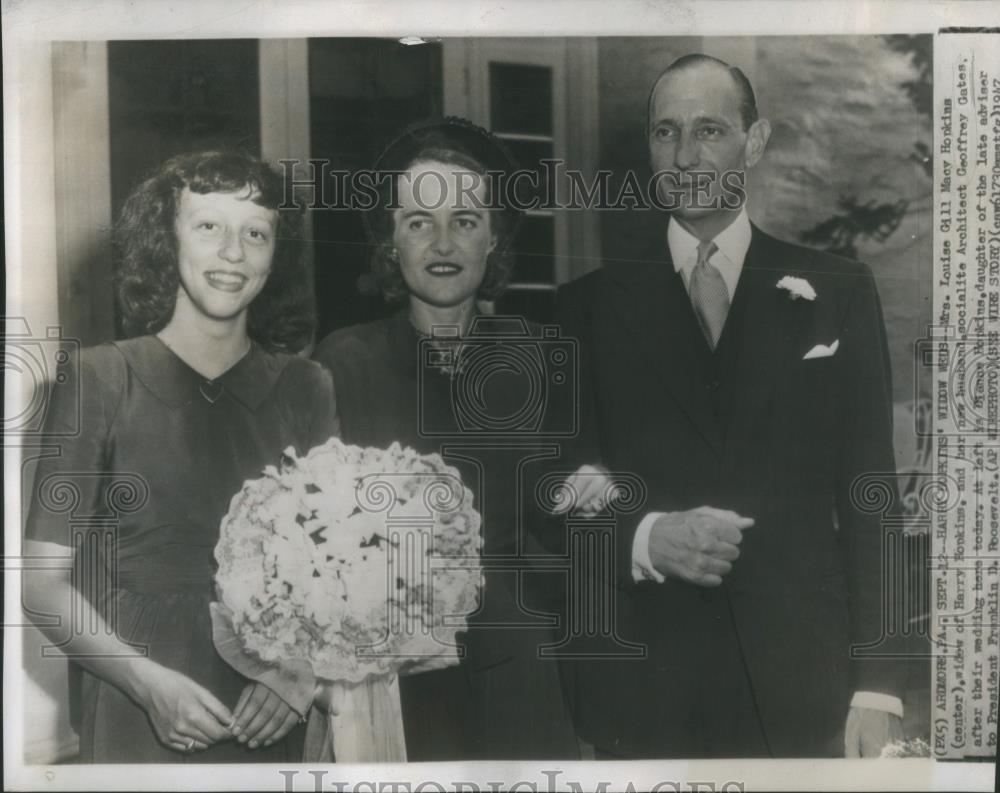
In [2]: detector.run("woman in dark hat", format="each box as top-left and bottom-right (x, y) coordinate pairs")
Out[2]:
(313, 118), (580, 760)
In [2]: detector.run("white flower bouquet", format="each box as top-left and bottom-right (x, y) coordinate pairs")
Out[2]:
(211, 438), (483, 761)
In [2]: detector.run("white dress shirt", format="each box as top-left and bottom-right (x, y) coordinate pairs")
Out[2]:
(628, 209), (903, 718)
(668, 206), (751, 300)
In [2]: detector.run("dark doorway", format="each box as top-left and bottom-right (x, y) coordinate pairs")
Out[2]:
(308, 38), (443, 341)
(107, 39), (261, 336)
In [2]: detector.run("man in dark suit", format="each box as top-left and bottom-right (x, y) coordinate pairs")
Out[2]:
(555, 53), (905, 758)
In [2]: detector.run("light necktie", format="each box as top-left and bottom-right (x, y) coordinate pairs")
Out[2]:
(688, 239), (729, 349)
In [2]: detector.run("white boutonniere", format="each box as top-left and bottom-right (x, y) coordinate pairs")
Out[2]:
(776, 275), (817, 301)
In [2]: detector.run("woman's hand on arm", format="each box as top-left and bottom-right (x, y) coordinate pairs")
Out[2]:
(554, 464), (612, 515)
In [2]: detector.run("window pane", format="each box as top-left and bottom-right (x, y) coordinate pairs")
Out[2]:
(500, 138), (555, 207)
(489, 62), (552, 136)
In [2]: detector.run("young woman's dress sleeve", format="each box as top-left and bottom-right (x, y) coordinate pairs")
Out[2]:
(24, 346), (124, 546)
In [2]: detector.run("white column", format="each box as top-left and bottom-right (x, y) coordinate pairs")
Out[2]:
(259, 39), (311, 168)
(52, 41), (114, 347)
(259, 38), (315, 346)
(4, 40), (60, 341)
(4, 38), (82, 765)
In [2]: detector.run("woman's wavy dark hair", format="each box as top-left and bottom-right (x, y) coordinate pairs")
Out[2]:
(364, 118), (522, 304)
(114, 150), (313, 353)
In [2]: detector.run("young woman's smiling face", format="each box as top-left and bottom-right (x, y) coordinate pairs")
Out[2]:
(173, 187), (277, 323)
(391, 159), (497, 311)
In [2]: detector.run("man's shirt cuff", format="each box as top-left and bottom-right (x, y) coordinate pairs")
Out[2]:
(632, 511), (666, 583)
(850, 691), (904, 718)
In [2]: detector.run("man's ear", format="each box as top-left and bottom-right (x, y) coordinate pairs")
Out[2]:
(743, 118), (771, 169)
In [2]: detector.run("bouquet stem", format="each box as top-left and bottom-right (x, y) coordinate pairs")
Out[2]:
(316, 675), (407, 762)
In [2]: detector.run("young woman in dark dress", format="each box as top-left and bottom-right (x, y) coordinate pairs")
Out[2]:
(24, 151), (339, 762)
(313, 119), (590, 760)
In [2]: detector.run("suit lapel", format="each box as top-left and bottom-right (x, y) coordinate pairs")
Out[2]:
(606, 241), (723, 456)
(719, 227), (811, 457)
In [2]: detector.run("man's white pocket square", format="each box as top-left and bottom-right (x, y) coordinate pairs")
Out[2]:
(803, 340), (839, 360)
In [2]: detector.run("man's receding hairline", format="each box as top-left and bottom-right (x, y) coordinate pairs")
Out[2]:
(649, 61), (740, 117)
(647, 54), (758, 132)
(654, 56), (734, 91)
